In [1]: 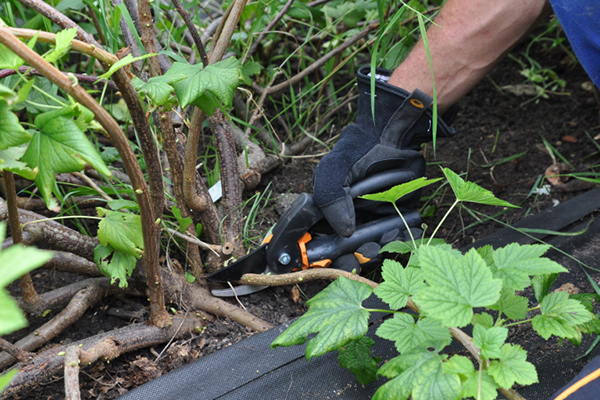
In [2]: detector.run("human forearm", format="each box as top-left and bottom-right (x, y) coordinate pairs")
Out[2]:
(389, 0), (551, 112)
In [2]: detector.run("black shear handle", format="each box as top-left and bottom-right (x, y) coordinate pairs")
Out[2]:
(266, 169), (418, 273)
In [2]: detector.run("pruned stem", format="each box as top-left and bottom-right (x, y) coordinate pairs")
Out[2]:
(240, 269), (526, 400)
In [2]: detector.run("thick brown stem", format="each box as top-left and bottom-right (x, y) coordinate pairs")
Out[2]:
(4, 171), (40, 310)
(64, 346), (81, 400)
(163, 270), (273, 332)
(137, 1), (203, 277)
(0, 314), (205, 399)
(0, 197), (99, 260)
(0, 28), (170, 327)
(209, 110), (244, 261)
(181, 112), (221, 244)
(44, 251), (103, 277)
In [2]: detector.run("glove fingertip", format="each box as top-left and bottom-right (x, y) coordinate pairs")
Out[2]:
(321, 195), (356, 238)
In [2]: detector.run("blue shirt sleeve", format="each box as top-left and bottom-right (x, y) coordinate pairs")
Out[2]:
(549, 1), (600, 88)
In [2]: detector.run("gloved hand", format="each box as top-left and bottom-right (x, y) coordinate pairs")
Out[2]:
(313, 66), (457, 237)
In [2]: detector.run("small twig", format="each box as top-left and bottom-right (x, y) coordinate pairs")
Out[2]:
(0, 67), (118, 90)
(64, 346), (81, 400)
(72, 172), (113, 202)
(227, 282), (247, 311)
(154, 309), (189, 362)
(0, 339), (33, 363)
(165, 227), (221, 256)
(171, 0), (209, 66)
(244, 70), (281, 139)
(245, 0), (295, 61)
(201, 17), (222, 44)
(253, 21), (379, 96)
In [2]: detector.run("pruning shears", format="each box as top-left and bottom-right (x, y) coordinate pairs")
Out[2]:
(208, 169), (424, 297)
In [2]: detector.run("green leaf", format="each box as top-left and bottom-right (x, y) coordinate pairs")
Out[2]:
(0, 368), (19, 393)
(532, 291), (592, 339)
(375, 352), (461, 400)
(0, 44), (24, 69)
(492, 243), (567, 290)
(0, 101), (31, 149)
(442, 167), (517, 207)
(22, 104), (111, 206)
(44, 28), (77, 63)
(94, 244), (136, 288)
(376, 313), (451, 353)
(0, 243), (53, 288)
(475, 312), (495, 329)
(271, 277), (372, 360)
(97, 208), (144, 258)
(185, 271), (196, 283)
(473, 325), (508, 359)
(337, 336), (381, 385)
(380, 238), (447, 255)
(532, 273), (558, 303)
(0, 223), (53, 335)
(374, 259), (425, 309)
(0, 290), (28, 335)
(0, 83), (18, 103)
(107, 199), (139, 212)
(169, 57), (243, 108)
(96, 53), (157, 81)
(488, 288), (529, 320)
(359, 177), (442, 203)
(442, 355), (474, 375)
(413, 247), (502, 327)
(570, 293), (600, 313)
(488, 344), (538, 388)
(0, 146), (38, 180)
(461, 370), (499, 400)
(577, 314), (600, 335)
(132, 74), (185, 106)
(171, 206), (192, 233)
(192, 91), (218, 115)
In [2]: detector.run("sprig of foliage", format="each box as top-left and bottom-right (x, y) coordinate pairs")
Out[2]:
(272, 170), (597, 399)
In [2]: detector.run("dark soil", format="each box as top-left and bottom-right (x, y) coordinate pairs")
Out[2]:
(6, 26), (600, 400)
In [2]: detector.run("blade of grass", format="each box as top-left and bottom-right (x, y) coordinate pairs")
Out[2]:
(417, 13), (437, 155)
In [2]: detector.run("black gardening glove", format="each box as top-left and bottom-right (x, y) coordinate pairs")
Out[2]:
(313, 66), (457, 237)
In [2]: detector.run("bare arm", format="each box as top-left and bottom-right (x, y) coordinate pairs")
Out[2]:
(389, 0), (551, 113)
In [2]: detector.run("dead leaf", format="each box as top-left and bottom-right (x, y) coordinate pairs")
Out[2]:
(545, 163), (595, 192)
(562, 135), (577, 143)
(554, 283), (579, 295)
(501, 84), (541, 97)
(290, 286), (302, 304)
